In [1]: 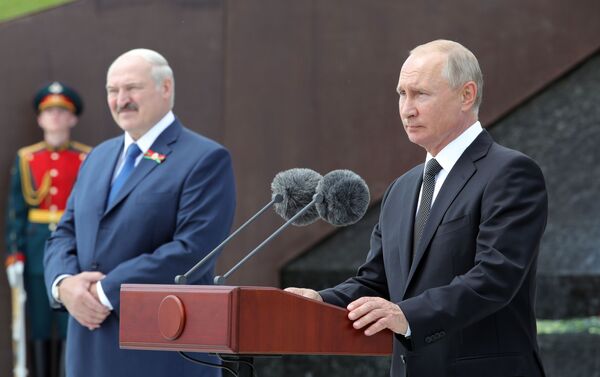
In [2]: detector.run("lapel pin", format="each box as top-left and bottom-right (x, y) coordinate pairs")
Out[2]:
(143, 149), (166, 164)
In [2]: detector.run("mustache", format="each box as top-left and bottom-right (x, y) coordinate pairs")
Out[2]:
(116, 103), (138, 113)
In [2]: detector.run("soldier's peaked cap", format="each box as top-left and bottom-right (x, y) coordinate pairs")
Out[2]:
(33, 81), (83, 115)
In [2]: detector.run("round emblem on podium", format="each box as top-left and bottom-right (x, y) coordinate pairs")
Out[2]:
(158, 295), (186, 340)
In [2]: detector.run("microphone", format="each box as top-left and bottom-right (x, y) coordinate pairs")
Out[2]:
(316, 169), (370, 226)
(271, 168), (322, 226)
(213, 169), (370, 284)
(174, 168), (322, 285)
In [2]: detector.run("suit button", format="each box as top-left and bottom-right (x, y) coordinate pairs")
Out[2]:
(91, 262), (99, 270)
(440, 331), (446, 337)
(425, 336), (432, 344)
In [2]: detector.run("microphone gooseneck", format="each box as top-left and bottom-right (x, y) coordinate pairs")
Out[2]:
(214, 192), (324, 285)
(174, 193), (284, 285)
(174, 168), (322, 285)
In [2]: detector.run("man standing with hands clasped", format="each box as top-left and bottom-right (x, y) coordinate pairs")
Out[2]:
(287, 40), (548, 377)
(44, 49), (236, 377)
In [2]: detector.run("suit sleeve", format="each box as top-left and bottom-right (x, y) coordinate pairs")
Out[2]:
(398, 154), (548, 350)
(99, 147), (236, 314)
(319, 180), (397, 307)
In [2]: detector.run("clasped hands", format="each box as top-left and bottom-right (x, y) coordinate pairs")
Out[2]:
(284, 288), (408, 336)
(58, 272), (110, 331)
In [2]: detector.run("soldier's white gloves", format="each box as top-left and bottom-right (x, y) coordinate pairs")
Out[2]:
(5, 254), (25, 288)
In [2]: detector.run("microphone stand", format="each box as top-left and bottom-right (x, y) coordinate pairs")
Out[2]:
(174, 194), (283, 285)
(214, 192), (323, 285)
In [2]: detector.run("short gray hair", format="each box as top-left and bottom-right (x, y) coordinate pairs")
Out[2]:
(411, 40), (483, 115)
(108, 48), (175, 108)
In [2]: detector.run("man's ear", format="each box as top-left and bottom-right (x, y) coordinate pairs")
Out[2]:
(461, 81), (477, 111)
(68, 114), (78, 128)
(37, 113), (44, 128)
(161, 78), (173, 99)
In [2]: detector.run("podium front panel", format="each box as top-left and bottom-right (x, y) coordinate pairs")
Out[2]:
(120, 284), (239, 353)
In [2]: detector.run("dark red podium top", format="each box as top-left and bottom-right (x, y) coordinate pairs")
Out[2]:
(120, 284), (392, 355)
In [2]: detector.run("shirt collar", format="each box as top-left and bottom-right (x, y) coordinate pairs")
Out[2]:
(122, 111), (175, 155)
(425, 121), (483, 173)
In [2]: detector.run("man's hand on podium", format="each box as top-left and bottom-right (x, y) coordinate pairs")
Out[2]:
(284, 287), (323, 302)
(347, 297), (409, 336)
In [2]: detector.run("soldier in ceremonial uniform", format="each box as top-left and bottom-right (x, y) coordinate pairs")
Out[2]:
(5, 82), (91, 377)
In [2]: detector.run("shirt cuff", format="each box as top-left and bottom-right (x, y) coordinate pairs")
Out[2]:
(52, 274), (72, 303)
(96, 281), (113, 310)
(405, 323), (411, 338)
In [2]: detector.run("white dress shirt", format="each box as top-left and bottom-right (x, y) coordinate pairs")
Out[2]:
(110, 111), (175, 181)
(415, 121), (484, 213)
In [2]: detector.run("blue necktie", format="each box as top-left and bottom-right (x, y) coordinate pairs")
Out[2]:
(107, 143), (142, 206)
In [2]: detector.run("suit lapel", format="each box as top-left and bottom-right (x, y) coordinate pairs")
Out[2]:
(103, 120), (181, 215)
(93, 138), (124, 215)
(403, 131), (493, 295)
(83, 137), (123, 254)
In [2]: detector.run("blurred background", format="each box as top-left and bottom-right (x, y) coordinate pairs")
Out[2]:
(1, 1), (599, 376)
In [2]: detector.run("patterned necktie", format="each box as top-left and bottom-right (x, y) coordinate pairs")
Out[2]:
(412, 158), (442, 261)
(107, 143), (142, 206)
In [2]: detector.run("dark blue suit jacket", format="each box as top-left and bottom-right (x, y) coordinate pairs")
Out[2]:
(44, 119), (236, 377)
(321, 131), (548, 377)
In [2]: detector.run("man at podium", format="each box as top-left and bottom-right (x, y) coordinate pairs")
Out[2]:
(43, 49), (236, 377)
(287, 40), (548, 377)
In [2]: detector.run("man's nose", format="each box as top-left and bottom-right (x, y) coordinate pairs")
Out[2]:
(400, 98), (416, 119)
(116, 90), (129, 107)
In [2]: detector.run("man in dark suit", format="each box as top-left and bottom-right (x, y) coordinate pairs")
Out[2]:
(43, 49), (236, 377)
(287, 40), (548, 377)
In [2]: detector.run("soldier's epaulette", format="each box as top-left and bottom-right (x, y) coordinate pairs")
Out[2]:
(17, 141), (46, 159)
(70, 141), (92, 154)
(17, 141), (51, 206)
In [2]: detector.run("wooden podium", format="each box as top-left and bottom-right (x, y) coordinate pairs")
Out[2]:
(120, 284), (392, 356)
